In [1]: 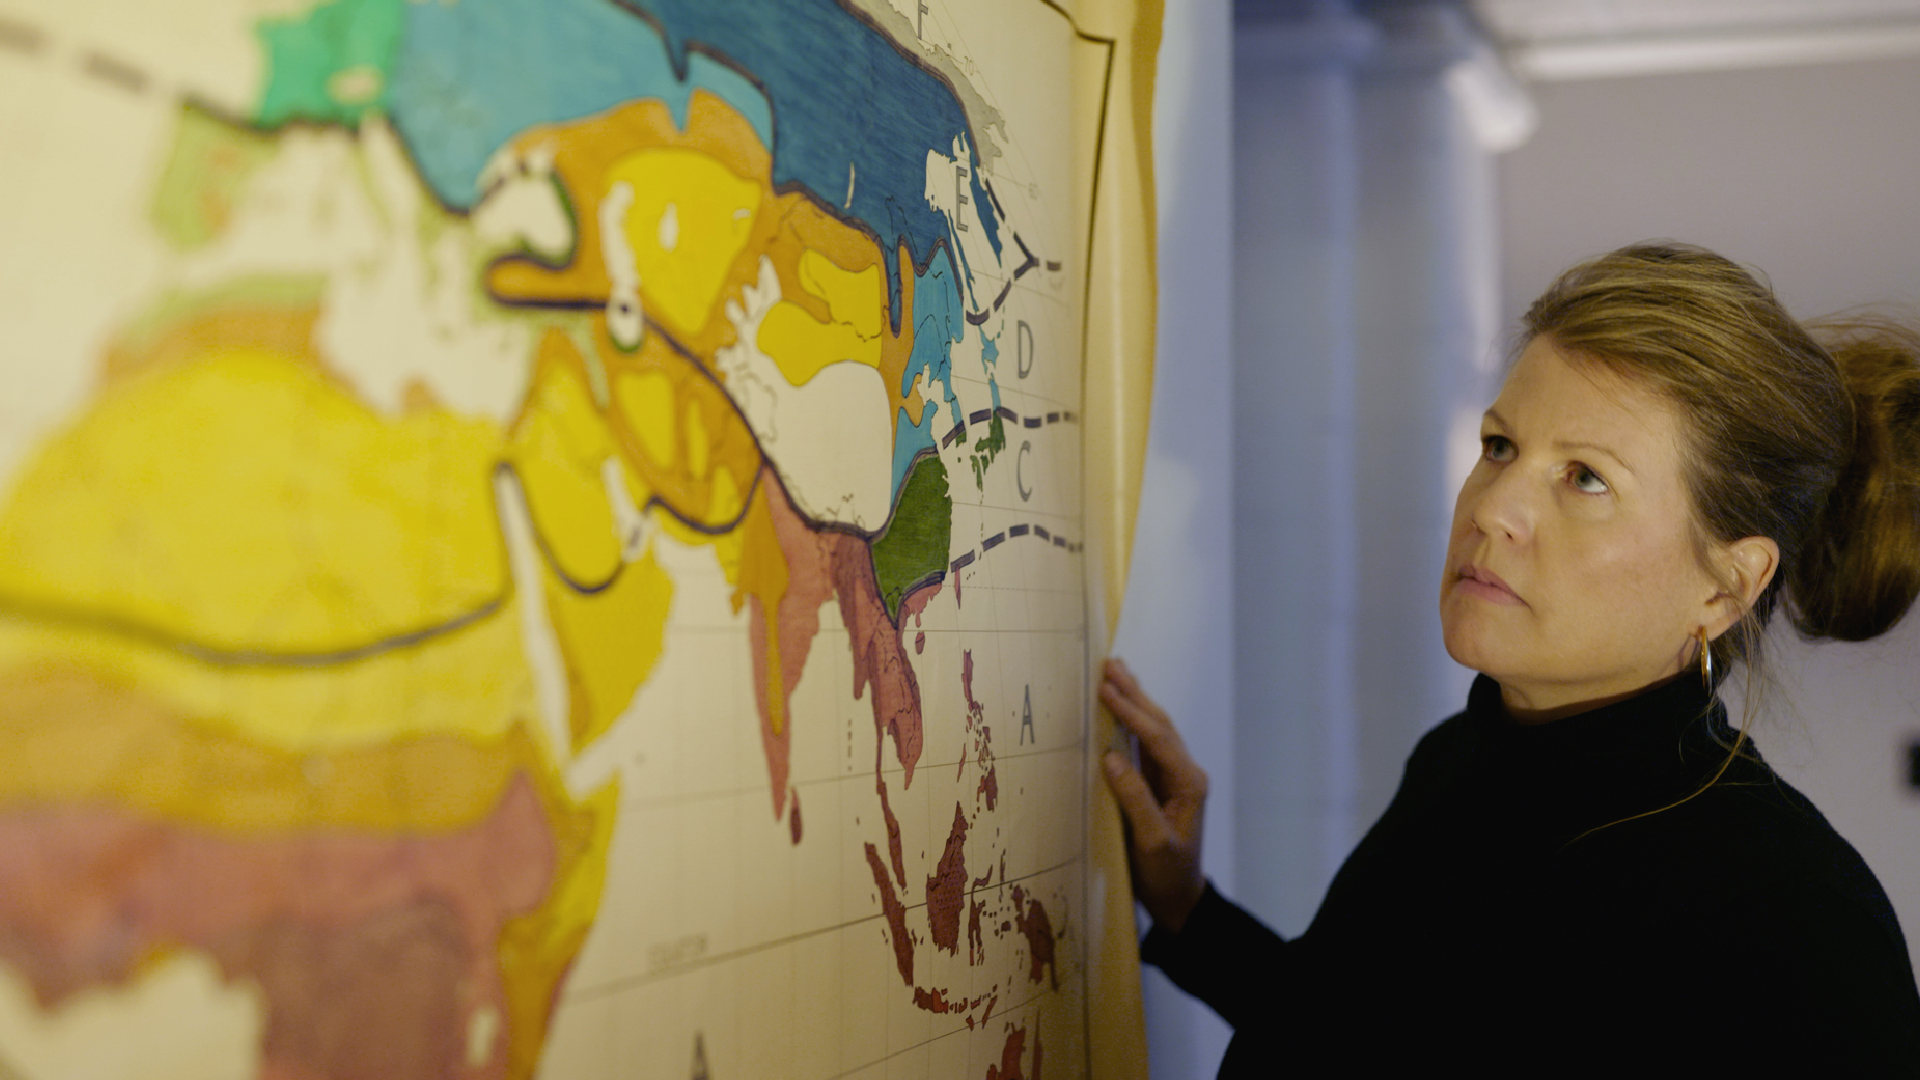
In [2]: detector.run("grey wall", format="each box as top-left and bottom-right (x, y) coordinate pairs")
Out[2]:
(1500, 56), (1920, 971)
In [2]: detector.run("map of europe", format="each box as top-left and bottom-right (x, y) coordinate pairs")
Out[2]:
(0, 0), (1129, 1077)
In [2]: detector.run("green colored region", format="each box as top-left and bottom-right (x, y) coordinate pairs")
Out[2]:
(968, 416), (1006, 491)
(871, 453), (953, 623)
(254, 0), (404, 127)
(150, 106), (277, 251)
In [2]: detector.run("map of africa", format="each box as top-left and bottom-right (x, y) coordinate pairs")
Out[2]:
(0, 0), (1151, 1077)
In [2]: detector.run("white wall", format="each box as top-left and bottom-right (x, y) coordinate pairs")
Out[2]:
(1113, 0), (1237, 1075)
(1500, 56), (1920, 971)
(1120, 3), (1506, 1075)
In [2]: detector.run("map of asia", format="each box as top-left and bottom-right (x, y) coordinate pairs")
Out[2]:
(0, 0), (1145, 1078)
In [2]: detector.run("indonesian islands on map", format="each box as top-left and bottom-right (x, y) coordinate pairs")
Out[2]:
(0, 0), (1133, 1077)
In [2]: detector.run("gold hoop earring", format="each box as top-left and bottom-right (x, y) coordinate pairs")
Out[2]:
(1697, 626), (1715, 690)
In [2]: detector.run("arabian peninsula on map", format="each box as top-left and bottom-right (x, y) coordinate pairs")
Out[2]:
(0, 0), (1106, 1077)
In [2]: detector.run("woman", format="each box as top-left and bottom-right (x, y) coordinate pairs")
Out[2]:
(1104, 243), (1920, 1072)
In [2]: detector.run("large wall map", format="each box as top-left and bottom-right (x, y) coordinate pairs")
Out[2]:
(0, 0), (1151, 1078)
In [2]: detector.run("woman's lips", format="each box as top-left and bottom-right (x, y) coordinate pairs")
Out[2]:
(1455, 563), (1524, 606)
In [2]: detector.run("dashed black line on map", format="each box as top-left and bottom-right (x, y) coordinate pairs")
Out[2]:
(948, 520), (1081, 576)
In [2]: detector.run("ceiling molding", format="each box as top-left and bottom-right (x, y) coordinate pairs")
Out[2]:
(1507, 18), (1920, 80)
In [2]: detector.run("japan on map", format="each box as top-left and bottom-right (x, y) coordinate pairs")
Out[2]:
(0, 0), (1153, 1077)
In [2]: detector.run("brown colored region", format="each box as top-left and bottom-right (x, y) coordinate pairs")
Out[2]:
(925, 802), (969, 954)
(962, 648), (983, 718)
(977, 757), (1000, 811)
(968, 898), (986, 966)
(744, 463), (927, 835)
(915, 630), (925, 654)
(961, 653), (1001, 811)
(874, 736), (907, 890)
(485, 94), (922, 423)
(0, 773), (558, 1079)
(788, 787), (802, 845)
(864, 842), (912, 986)
(900, 579), (941, 625)
(1011, 886), (1058, 991)
(1033, 1027), (1044, 1080)
(988, 1025), (1029, 1080)
(747, 466), (925, 894)
(831, 521), (924, 785)
(913, 986), (953, 1013)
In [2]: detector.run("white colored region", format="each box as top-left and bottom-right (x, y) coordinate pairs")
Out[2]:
(602, 455), (650, 562)
(474, 140), (574, 264)
(600, 180), (645, 351)
(922, 138), (1008, 342)
(164, 118), (535, 425)
(315, 119), (535, 424)
(465, 1004), (500, 1069)
(0, 953), (263, 1080)
(716, 257), (894, 532)
(0, 40), (174, 502)
(493, 468), (574, 765)
(657, 201), (680, 253)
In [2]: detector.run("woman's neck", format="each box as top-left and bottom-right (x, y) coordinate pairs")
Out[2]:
(1498, 670), (1691, 725)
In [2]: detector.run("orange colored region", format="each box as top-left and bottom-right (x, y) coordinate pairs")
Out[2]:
(0, 773), (558, 1079)
(103, 291), (323, 387)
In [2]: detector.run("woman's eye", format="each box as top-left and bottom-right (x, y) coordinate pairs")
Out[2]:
(1481, 435), (1514, 462)
(1569, 464), (1609, 494)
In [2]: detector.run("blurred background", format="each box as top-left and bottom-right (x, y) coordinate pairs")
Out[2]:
(1120, 0), (1920, 1072)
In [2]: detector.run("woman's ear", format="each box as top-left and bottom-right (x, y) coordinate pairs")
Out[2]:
(1709, 536), (1780, 634)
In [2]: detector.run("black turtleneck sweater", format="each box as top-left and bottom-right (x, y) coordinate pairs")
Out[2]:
(1144, 674), (1920, 1074)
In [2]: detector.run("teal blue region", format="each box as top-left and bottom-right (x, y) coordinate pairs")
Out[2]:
(254, 0), (403, 127)
(638, 0), (1004, 329)
(907, 247), (967, 430)
(384, 0), (772, 209)
(890, 402), (938, 501)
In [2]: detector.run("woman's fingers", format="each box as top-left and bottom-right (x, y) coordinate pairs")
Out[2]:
(1103, 751), (1175, 849)
(1099, 666), (1204, 807)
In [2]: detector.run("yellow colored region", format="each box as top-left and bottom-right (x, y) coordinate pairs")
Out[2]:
(0, 349), (533, 754)
(755, 248), (887, 387)
(499, 776), (618, 1080)
(614, 369), (680, 472)
(506, 337), (674, 753)
(800, 247), (884, 340)
(545, 544), (672, 753)
(604, 148), (759, 339)
(508, 358), (624, 587)
(0, 349), (505, 655)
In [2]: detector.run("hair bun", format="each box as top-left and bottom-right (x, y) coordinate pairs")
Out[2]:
(1790, 320), (1920, 641)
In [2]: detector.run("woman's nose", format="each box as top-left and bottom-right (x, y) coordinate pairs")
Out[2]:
(1466, 464), (1533, 544)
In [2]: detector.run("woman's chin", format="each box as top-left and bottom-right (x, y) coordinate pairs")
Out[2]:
(1440, 618), (1518, 679)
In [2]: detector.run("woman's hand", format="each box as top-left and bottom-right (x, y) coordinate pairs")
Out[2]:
(1099, 657), (1208, 935)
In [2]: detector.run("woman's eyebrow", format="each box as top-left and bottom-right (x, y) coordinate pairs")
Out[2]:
(1553, 439), (1635, 476)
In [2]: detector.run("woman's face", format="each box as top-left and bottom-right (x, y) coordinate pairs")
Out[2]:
(1439, 336), (1727, 719)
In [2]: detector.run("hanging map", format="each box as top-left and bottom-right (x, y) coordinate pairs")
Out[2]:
(0, 0), (1155, 1076)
